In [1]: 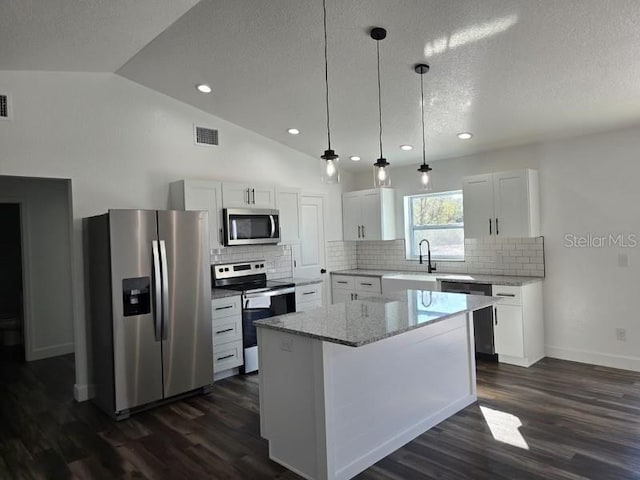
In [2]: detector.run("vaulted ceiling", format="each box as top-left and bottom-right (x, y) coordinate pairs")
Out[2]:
(4, 0), (640, 171)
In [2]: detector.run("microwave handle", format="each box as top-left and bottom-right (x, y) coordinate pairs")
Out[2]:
(270, 215), (276, 238)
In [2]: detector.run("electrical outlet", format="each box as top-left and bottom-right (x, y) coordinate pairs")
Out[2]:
(281, 339), (293, 352)
(616, 328), (627, 342)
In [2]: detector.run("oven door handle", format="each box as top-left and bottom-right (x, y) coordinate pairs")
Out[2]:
(244, 287), (296, 300)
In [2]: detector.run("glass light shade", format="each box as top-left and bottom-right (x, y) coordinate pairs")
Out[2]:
(420, 171), (431, 190)
(321, 150), (340, 184)
(373, 164), (391, 187)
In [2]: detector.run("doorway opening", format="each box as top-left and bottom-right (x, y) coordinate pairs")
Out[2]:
(0, 203), (24, 361)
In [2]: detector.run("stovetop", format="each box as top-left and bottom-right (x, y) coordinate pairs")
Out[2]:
(218, 279), (295, 294)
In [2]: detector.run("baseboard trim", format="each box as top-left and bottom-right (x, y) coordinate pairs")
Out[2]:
(546, 345), (640, 372)
(74, 383), (92, 402)
(29, 342), (74, 361)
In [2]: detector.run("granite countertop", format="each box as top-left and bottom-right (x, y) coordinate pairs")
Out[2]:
(255, 290), (500, 347)
(211, 288), (241, 300)
(275, 277), (323, 287)
(331, 269), (542, 286)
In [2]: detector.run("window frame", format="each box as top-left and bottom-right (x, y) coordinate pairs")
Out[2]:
(404, 190), (465, 262)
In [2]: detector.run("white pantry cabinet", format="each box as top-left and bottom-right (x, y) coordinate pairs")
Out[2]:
(342, 188), (395, 241)
(222, 182), (276, 209)
(331, 274), (382, 303)
(276, 187), (302, 244)
(492, 282), (544, 367)
(462, 169), (540, 238)
(169, 180), (223, 251)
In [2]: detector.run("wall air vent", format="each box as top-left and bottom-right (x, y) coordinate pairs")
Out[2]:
(194, 125), (219, 146)
(0, 95), (10, 120)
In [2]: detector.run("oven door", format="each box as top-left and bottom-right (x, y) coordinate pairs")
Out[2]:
(241, 287), (295, 373)
(223, 208), (280, 246)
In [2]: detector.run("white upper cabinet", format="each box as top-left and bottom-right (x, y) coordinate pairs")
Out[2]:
(169, 180), (223, 251)
(276, 187), (302, 244)
(462, 169), (540, 238)
(222, 182), (276, 209)
(342, 188), (395, 241)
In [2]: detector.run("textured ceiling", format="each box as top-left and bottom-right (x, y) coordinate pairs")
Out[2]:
(0, 0), (200, 72)
(5, 1), (640, 171)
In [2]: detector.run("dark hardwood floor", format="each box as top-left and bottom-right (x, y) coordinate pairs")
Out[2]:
(1, 351), (639, 479)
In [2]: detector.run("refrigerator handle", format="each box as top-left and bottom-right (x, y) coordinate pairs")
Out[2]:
(159, 240), (170, 340)
(151, 240), (162, 342)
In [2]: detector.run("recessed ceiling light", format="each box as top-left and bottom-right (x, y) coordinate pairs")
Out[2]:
(349, 156), (361, 161)
(457, 132), (473, 140)
(287, 128), (300, 135)
(400, 145), (413, 151)
(196, 84), (212, 94)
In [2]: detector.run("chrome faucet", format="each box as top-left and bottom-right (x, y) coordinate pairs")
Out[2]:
(418, 239), (437, 273)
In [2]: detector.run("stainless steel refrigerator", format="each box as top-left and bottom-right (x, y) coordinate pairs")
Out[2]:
(85, 209), (213, 420)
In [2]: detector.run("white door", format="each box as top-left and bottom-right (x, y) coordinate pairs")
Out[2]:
(221, 182), (251, 208)
(462, 174), (494, 238)
(494, 304), (525, 358)
(360, 190), (381, 240)
(342, 192), (361, 241)
(251, 186), (276, 209)
(295, 195), (328, 304)
(493, 170), (529, 237)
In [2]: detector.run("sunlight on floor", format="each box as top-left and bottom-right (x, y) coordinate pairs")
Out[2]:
(480, 405), (529, 450)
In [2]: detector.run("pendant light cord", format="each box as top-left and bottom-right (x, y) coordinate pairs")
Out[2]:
(420, 70), (426, 166)
(376, 39), (383, 159)
(322, 0), (331, 150)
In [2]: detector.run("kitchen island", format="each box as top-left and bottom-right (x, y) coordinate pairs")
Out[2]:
(255, 290), (501, 480)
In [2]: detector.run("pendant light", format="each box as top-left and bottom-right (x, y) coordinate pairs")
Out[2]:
(320, 0), (339, 184)
(415, 63), (433, 190)
(371, 27), (391, 188)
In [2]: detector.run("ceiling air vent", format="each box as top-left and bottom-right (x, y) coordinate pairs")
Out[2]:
(0, 95), (10, 120)
(194, 125), (218, 146)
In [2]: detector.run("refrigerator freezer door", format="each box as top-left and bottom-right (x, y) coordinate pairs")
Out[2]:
(157, 210), (213, 398)
(109, 210), (163, 412)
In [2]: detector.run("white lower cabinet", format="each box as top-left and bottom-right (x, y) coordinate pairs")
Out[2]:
(295, 283), (323, 312)
(211, 295), (244, 378)
(331, 275), (382, 303)
(492, 282), (544, 367)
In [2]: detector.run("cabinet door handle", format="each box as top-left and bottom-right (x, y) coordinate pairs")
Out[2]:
(337, 281), (348, 284)
(354, 293), (358, 300)
(494, 307), (498, 325)
(215, 328), (234, 334)
(217, 354), (235, 361)
(496, 293), (516, 297)
(219, 227), (223, 245)
(362, 225), (365, 238)
(489, 218), (492, 235)
(246, 188), (250, 204)
(252, 188), (256, 204)
(496, 218), (499, 235)
(302, 291), (316, 296)
(215, 305), (234, 311)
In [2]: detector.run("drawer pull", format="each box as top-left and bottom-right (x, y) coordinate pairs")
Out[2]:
(336, 281), (348, 284)
(217, 354), (235, 361)
(215, 305), (234, 310)
(215, 328), (234, 334)
(303, 291), (317, 295)
(496, 293), (516, 297)
(360, 282), (373, 286)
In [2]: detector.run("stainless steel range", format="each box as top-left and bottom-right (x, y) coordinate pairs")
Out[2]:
(212, 260), (295, 373)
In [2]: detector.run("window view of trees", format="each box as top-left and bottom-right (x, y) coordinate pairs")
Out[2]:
(408, 191), (464, 259)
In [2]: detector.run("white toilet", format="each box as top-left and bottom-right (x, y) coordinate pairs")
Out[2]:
(0, 313), (22, 346)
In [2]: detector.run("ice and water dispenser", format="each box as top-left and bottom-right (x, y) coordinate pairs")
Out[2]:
(122, 277), (151, 316)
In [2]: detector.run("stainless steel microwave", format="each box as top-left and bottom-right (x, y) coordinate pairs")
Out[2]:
(223, 208), (280, 246)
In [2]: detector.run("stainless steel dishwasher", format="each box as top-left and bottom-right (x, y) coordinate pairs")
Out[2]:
(440, 281), (497, 361)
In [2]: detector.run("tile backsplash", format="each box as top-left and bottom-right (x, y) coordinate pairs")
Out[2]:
(356, 237), (545, 277)
(210, 244), (292, 280)
(327, 241), (358, 272)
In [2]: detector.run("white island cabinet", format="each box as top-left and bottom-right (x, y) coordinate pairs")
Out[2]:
(256, 290), (500, 480)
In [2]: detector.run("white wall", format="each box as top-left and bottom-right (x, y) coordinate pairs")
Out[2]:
(0, 71), (355, 399)
(0, 176), (74, 360)
(352, 127), (640, 371)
